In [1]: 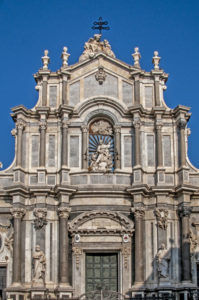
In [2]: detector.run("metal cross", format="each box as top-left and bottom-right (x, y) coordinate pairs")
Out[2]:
(92, 17), (110, 34)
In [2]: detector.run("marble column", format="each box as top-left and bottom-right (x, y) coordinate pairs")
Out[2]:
(179, 206), (192, 282)
(132, 207), (145, 283)
(62, 121), (68, 166)
(156, 123), (163, 167)
(58, 207), (71, 285)
(39, 121), (47, 167)
(81, 125), (88, 170)
(62, 76), (68, 105)
(16, 121), (25, 167)
(11, 208), (26, 284)
(178, 119), (187, 167)
(42, 78), (48, 106)
(114, 126), (121, 169)
(154, 77), (160, 106)
(134, 77), (140, 105)
(133, 119), (141, 166)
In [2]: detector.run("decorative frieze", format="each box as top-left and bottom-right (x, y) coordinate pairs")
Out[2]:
(154, 208), (168, 230)
(33, 208), (47, 230)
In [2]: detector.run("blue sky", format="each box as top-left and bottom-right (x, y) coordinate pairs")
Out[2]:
(0, 0), (199, 168)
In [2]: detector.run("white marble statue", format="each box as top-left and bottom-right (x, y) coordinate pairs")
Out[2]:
(32, 245), (46, 285)
(90, 140), (113, 172)
(156, 243), (170, 278)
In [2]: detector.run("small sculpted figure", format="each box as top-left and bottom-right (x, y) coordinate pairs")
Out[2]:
(156, 243), (170, 278)
(32, 245), (46, 285)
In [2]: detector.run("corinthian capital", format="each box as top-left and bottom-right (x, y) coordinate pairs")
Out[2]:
(81, 125), (88, 133)
(11, 208), (26, 219)
(133, 118), (141, 129)
(58, 207), (71, 219)
(131, 207), (145, 219)
(39, 121), (47, 131)
(114, 125), (121, 133)
(16, 120), (26, 131)
(178, 118), (187, 129)
(62, 120), (69, 129)
(179, 206), (192, 217)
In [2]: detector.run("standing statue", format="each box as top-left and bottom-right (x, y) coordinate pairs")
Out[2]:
(32, 245), (46, 285)
(156, 243), (170, 278)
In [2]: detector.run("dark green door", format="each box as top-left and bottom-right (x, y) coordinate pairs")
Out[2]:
(86, 253), (118, 292)
(0, 267), (6, 300)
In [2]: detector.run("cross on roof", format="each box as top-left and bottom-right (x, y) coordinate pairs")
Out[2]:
(92, 17), (110, 35)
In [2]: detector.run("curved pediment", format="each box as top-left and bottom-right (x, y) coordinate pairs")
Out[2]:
(68, 210), (134, 234)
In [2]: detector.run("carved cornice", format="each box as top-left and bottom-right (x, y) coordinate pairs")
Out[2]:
(33, 208), (47, 230)
(131, 207), (145, 219)
(69, 210), (134, 234)
(154, 208), (168, 230)
(10, 208), (26, 219)
(58, 207), (71, 219)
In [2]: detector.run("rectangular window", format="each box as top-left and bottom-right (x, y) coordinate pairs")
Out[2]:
(31, 135), (39, 168)
(163, 135), (172, 167)
(144, 86), (153, 108)
(147, 135), (155, 166)
(49, 86), (57, 107)
(48, 135), (55, 167)
(70, 136), (79, 168)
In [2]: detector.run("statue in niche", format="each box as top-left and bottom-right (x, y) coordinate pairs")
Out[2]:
(32, 245), (46, 285)
(90, 139), (113, 172)
(156, 243), (170, 278)
(89, 120), (114, 172)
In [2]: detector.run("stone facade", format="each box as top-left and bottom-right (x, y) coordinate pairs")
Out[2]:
(0, 34), (199, 300)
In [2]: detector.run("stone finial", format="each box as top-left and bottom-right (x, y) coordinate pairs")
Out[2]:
(61, 46), (70, 67)
(42, 50), (50, 70)
(132, 47), (141, 68)
(152, 51), (161, 70)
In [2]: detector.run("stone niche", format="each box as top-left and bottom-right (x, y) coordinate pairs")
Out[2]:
(69, 211), (134, 297)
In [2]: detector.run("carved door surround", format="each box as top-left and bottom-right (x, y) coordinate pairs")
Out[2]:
(68, 211), (134, 297)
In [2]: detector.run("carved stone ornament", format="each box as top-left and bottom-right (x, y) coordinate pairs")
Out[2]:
(178, 118), (187, 130)
(154, 208), (168, 230)
(58, 207), (71, 219)
(39, 121), (47, 131)
(10, 208), (26, 219)
(89, 139), (113, 173)
(72, 247), (82, 270)
(16, 120), (26, 131)
(32, 245), (46, 286)
(79, 34), (115, 62)
(90, 120), (113, 135)
(121, 244), (131, 269)
(33, 208), (47, 230)
(95, 66), (106, 85)
(69, 211), (134, 235)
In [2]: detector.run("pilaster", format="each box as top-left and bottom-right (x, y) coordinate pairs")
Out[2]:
(81, 125), (88, 170)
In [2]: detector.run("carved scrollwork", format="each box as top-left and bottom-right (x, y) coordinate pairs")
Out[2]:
(33, 208), (47, 230)
(154, 208), (168, 230)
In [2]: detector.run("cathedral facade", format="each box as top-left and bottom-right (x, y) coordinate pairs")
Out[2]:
(0, 34), (199, 300)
